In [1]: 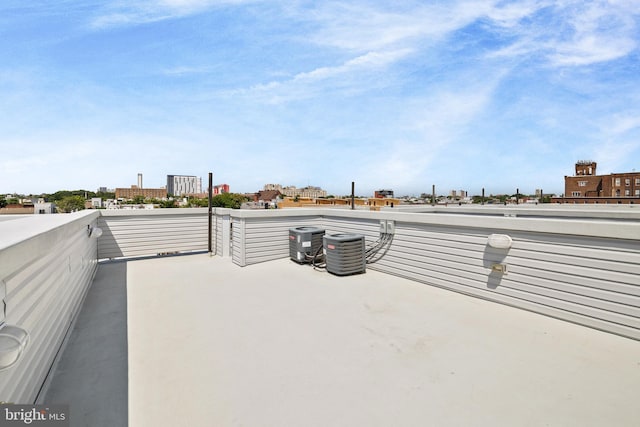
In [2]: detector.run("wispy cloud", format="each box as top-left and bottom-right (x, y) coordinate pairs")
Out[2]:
(162, 65), (219, 76)
(486, 0), (639, 66)
(370, 71), (507, 188)
(547, 1), (638, 66)
(593, 111), (640, 172)
(231, 48), (413, 104)
(304, 1), (495, 52)
(89, 0), (257, 29)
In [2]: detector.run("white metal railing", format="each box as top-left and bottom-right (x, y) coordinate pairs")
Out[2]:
(97, 208), (233, 259)
(0, 211), (100, 403)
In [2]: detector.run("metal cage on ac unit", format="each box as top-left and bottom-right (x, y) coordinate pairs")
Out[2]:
(289, 226), (325, 263)
(323, 233), (366, 276)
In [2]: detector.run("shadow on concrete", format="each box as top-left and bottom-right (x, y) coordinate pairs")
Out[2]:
(43, 261), (128, 427)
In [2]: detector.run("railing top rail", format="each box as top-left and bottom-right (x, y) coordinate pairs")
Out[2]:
(0, 210), (99, 252)
(222, 207), (640, 240)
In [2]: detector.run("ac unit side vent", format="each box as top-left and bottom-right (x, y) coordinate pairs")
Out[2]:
(323, 233), (366, 276)
(289, 226), (325, 264)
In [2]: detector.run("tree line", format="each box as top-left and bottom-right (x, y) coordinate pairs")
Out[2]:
(0, 191), (247, 211)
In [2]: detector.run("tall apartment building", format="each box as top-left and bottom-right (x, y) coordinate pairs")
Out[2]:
(555, 161), (640, 204)
(167, 175), (202, 197)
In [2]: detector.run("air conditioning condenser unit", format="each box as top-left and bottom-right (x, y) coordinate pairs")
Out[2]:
(323, 233), (366, 276)
(289, 226), (325, 263)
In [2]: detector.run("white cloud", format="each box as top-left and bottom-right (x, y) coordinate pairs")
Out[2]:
(233, 48), (413, 104)
(485, 0), (639, 66)
(89, 0), (257, 29)
(591, 111), (640, 172)
(162, 65), (218, 76)
(606, 114), (640, 136)
(486, 0), (553, 28)
(306, 1), (496, 52)
(372, 72), (505, 186)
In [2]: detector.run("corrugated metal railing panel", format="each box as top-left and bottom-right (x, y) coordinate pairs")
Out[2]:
(322, 216), (380, 240)
(362, 221), (640, 340)
(98, 212), (208, 259)
(0, 212), (99, 403)
(232, 217), (245, 266)
(214, 215), (223, 256)
(239, 216), (323, 266)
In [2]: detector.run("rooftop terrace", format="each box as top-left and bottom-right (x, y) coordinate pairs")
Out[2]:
(1, 205), (639, 426)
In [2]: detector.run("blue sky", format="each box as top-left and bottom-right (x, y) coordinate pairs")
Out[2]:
(1, 1), (639, 197)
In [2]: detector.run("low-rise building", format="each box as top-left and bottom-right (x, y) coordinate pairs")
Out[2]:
(553, 161), (640, 204)
(115, 186), (167, 200)
(34, 202), (55, 214)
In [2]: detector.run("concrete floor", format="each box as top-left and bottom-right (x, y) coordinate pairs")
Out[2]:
(46, 254), (640, 427)
(43, 260), (128, 427)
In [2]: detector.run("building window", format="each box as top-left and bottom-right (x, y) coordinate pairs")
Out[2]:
(625, 189), (630, 196)
(578, 181), (587, 187)
(636, 189), (640, 196)
(615, 178), (621, 186)
(636, 178), (640, 186)
(571, 191), (581, 197)
(625, 179), (631, 186)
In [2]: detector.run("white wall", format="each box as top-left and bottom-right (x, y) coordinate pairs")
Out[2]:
(0, 211), (100, 403)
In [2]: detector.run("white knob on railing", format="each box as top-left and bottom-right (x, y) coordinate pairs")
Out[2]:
(0, 324), (30, 371)
(487, 234), (513, 249)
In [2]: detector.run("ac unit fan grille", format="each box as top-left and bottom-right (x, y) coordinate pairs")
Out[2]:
(323, 233), (366, 276)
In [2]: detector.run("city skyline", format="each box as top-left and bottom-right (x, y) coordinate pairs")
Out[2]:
(1, 1), (639, 196)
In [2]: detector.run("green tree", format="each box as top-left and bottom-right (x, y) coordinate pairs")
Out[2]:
(211, 193), (247, 209)
(159, 199), (177, 208)
(132, 195), (145, 204)
(57, 196), (86, 213)
(0, 195), (6, 209)
(46, 190), (96, 202)
(96, 191), (115, 200)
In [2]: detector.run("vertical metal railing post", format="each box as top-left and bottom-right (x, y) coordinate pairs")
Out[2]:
(208, 172), (213, 255)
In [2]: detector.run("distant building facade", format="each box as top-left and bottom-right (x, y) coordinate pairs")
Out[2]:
(34, 202), (55, 214)
(279, 185), (327, 199)
(553, 161), (640, 204)
(167, 175), (202, 196)
(375, 189), (394, 198)
(115, 186), (167, 200)
(213, 184), (230, 195)
(263, 184), (283, 191)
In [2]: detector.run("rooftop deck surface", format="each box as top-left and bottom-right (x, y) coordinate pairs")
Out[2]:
(45, 254), (640, 427)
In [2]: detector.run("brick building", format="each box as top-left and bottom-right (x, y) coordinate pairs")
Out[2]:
(115, 186), (167, 200)
(554, 161), (640, 204)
